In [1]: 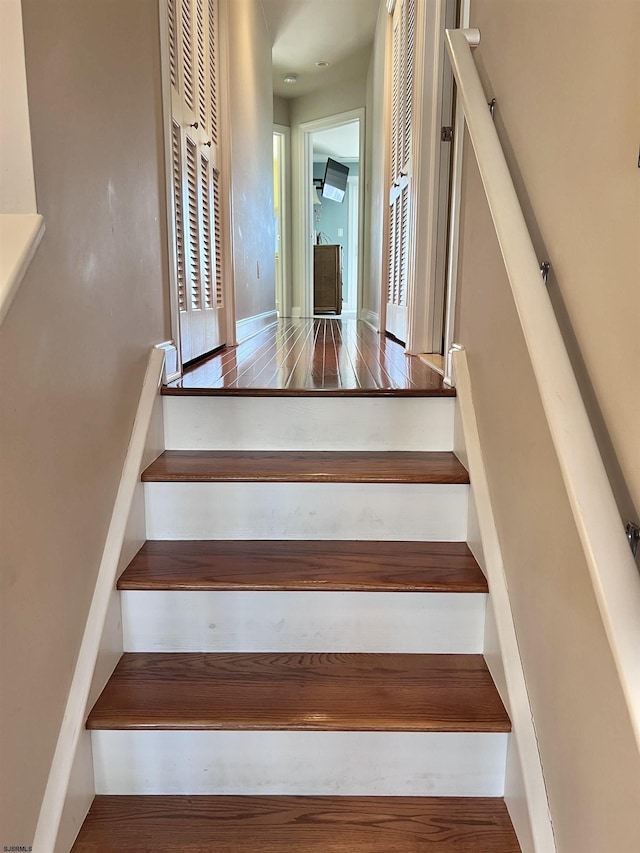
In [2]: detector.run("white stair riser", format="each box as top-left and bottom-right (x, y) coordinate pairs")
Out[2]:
(121, 591), (487, 653)
(144, 482), (468, 541)
(163, 396), (455, 451)
(92, 730), (507, 797)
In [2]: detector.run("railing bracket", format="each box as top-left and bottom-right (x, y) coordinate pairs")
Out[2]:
(539, 261), (551, 285)
(461, 28), (481, 48)
(626, 522), (640, 559)
(488, 98), (496, 119)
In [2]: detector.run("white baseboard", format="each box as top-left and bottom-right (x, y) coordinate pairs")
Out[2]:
(359, 308), (379, 331)
(33, 347), (167, 853)
(452, 349), (555, 853)
(235, 310), (278, 343)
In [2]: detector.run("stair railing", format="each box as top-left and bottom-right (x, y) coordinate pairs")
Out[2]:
(444, 28), (640, 747)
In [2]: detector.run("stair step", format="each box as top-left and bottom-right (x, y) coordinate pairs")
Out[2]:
(142, 450), (469, 484)
(72, 795), (520, 852)
(118, 540), (487, 592)
(87, 653), (510, 732)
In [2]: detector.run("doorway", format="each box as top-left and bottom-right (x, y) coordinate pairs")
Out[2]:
(273, 124), (290, 317)
(298, 109), (365, 319)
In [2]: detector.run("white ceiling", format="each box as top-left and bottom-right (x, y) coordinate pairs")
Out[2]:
(261, 0), (380, 99)
(312, 121), (360, 161)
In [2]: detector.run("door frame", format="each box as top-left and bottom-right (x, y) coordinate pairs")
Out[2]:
(344, 174), (360, 315)
(442, 0), (471, 385)
(381, 0), (458, 355)
(157, 0), (236, 378)
(297, 108), (365, 318)
(273, 123), (291, 318)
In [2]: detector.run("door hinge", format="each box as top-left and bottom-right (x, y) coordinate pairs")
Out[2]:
(441, 126), (454, 142)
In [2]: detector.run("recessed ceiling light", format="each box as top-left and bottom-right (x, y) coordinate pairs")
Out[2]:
(283, 73), (298, 84)
(315, 60), (330, 68)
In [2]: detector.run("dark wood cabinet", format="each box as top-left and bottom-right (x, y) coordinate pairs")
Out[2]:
(314, 244), (342, 314)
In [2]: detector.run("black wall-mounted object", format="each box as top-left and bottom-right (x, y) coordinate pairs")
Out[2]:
(322, 158), (349, 203)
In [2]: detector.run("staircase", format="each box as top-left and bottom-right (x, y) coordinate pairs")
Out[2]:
(72, 391), (521, 851)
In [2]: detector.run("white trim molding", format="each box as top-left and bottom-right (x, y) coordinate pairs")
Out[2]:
(453, 347), (556, 853)
(298, 108), (365, 319)
(155, 340), (179, 384)
(33, 346), (166, 853)
(359, 308), (380, 332)
(235, 309), (278, 344)
(0, 214), (45, 326)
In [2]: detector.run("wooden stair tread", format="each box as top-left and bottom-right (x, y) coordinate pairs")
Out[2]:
(71, 795), (520, 852)
(141, 450), (469, 484)
(118, 540), (488, 592)
(162, 385), (457, 397)
(87, 653), (511, 732)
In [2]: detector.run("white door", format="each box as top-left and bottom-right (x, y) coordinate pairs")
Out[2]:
(385, 0), (415, 344)
(168, 0), (225, 364)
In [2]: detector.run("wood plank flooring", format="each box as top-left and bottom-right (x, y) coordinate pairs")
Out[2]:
(118, 541), (488, 593)
(165, 319), (454, 395)
(142, 450), (469, 484)
(71, 795), (521, 852)
(86, 653), (511, 732)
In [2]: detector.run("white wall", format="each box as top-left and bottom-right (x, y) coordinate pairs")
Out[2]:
(225, 0), (276, 328)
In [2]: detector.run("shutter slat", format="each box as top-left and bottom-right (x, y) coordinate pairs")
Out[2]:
(168, 0), (178, 88)
(196, 0), (207, 128)
(181, 0), (195, 112)
(200, 152), (213, 309)
(208, 0), (219, 145)
(399, 184), (409, 305)
(213, 170), (223, 305)
(186, 137), (201, 310)
(171, 121), (187, 313)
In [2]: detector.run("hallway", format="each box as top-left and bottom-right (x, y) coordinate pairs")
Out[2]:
(168, 319), (451, 394)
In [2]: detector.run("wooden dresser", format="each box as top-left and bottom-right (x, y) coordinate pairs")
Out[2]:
(313, 244), (342, 314)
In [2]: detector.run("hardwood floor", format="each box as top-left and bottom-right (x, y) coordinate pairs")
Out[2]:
(165, 319), (454, 394)
(86, 653), (511, 733)
(72, 795), (521, 852)
(118, 541), (488, 593)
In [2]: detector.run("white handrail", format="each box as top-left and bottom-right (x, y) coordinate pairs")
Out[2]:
(445, 28), (640, 747)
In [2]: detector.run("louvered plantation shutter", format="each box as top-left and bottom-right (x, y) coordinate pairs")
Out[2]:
(168, 0), (225, 363)
(386, 0), (415, 344)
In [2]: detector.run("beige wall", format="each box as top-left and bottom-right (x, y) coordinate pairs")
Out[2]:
(467, 0), (640, 521)
(455, 2), (640, 849)
(288, 57), (369, 130)
(0, 0), (168, 844)
(0, 0), (36, 213)
(225, 0), (276, 325)
(273, 95), (290, 127)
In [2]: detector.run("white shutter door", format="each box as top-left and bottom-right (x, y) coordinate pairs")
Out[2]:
(386, 0), (415, 344)
(168, 0), (225, 364)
